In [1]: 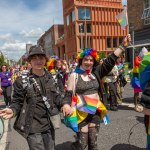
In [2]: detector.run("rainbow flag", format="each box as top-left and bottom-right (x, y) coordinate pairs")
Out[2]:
(64, 107), (78, 132)
(139, 52), (150, 91)
(76, 95), (98, 114)
(116, 7), (128, 30)
(64, 95), (108, 132)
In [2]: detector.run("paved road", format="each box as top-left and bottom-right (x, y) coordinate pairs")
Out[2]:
(2, 84), (148, 150)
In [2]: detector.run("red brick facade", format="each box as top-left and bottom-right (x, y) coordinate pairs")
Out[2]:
(56, 0), (128, 61)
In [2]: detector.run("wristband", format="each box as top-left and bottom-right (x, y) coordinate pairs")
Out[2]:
(118, 45), (125, 51)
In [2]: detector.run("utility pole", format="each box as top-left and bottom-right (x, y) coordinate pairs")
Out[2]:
(85, 7), (87, 48)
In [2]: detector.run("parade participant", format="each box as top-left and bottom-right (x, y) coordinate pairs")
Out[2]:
(131, 47), (148, 109)
(62, 34), (131, 150)
(0, 45), (61, 150)
(0, 65), (12, 107)
(135, 50), (150, 149)
(116, 56), (126, 103)
(49, 59), (65, 97)
(105, 64), (119, 111)
(61, 60), (69, 89)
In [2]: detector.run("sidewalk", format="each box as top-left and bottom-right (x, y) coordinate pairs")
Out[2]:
(0, 96), (8, 150)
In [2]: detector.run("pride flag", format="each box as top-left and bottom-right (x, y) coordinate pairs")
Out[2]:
(64, 95), (108, 132)
(116, 7), (128, 30)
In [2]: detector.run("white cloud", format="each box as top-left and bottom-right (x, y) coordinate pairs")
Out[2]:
(0, 0), (63, 61)
(0, 34), (16, 43)
(20, 28), (44, 38)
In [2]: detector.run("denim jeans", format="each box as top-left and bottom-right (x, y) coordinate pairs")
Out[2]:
(27, 129), (55, 150)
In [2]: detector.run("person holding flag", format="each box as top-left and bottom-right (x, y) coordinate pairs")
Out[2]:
(62, 34), (131, 150)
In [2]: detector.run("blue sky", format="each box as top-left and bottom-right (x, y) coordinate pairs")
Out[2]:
(0, 0), (127, 61)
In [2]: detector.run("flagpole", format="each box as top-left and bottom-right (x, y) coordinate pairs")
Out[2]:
(124, 5), (134, 67)
(85, 7), (87, 48)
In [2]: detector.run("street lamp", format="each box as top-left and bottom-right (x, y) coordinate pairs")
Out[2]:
(79, 23), (83, 49)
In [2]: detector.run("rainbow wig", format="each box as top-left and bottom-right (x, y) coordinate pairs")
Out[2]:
(77, 48), (99, 61)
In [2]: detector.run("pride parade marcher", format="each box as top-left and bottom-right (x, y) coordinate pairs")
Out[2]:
(131, 47), (148, 109)
(0, 45), (62, 150)
(0, 65), (12, 107)
(62, 34), (131, 150)
(47, 58), (65, 97)
(135, 50), (150, 149)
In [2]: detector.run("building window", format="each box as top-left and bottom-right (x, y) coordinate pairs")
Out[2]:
(79, 23), (84, 33)
(107, 37), (111, 48)
(113, 38), (118, 48)
(142, 8), (150, 19)
(142, 0), (150, 19)
(86, 24), (91, 33)
(144, 0), (150, 8)
(73, 24), (76, 35)
(78, 8), (91, 20)
(119, 37), (123, 45)
(66, 15), (69, 25)
(72, 11), (75, 22)
(144, 18), (150, 25)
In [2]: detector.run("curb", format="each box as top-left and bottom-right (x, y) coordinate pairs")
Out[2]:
(0, 119), (9, 150)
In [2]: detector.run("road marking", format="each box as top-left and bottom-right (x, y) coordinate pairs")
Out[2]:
(120, 102), (135, 108)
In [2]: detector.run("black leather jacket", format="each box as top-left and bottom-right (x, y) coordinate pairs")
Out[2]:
(10, 70), (61, 138)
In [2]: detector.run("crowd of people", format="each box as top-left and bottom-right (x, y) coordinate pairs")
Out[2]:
(0, 34), (150, 150)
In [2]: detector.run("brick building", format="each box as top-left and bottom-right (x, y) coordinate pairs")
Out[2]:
(55, 0), (128, 61)
(127, 0), (150, 67)
(38, 24), (64, 57)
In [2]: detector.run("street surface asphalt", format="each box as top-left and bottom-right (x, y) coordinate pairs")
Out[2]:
(0, 83), (147, 150)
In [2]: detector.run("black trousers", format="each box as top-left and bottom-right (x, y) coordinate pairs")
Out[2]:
(2, 86), (12, 106)
(27, 129), (55, 150)
(107, 82), (118, 108)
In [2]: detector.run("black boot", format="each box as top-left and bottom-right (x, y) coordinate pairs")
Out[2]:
(88, 126), (99, 150)
(71, 132), (88, 150)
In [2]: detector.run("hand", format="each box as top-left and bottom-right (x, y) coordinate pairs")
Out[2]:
(0, 108), (14, 119)
(122, 34), (132, 47)
(0, 88), (3, 94)
(62, 104), (73, 116)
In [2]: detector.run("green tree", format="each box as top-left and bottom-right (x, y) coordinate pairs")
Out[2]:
(0, 53), (5, 66)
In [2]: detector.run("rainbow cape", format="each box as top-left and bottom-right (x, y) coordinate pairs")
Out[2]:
(139, 52), (150, 92)
(64, 94), (108, 132)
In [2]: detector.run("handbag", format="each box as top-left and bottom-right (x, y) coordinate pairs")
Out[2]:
(31, 78), (61, 130)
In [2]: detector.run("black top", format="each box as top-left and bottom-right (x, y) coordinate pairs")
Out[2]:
(30, 74), (50, 133)
(76, 74), (99, 95)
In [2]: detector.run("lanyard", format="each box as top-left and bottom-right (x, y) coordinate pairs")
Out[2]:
(31, 78), (50, 109)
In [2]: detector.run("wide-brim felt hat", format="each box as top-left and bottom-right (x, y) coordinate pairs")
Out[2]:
(28, 45), (46, 58)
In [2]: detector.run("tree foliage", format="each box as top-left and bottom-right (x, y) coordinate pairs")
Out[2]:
(0, 53), (5, 66)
